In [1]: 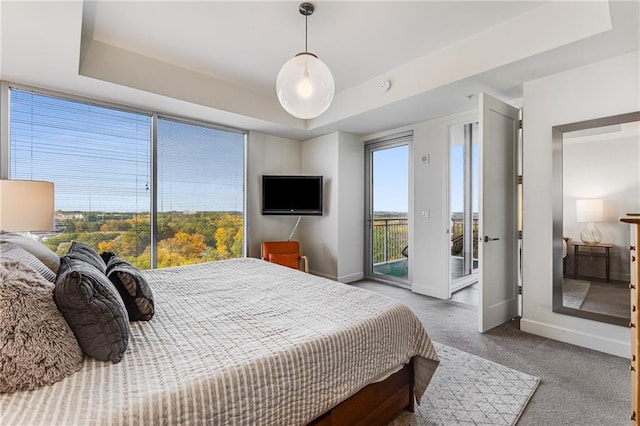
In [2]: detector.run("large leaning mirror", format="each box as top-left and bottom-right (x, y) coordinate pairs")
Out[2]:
(553, 111), (640, 326)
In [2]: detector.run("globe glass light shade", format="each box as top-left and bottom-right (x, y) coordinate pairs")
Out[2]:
(276, 53), (335, 119)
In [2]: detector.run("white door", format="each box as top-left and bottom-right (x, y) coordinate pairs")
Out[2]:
(478, 93), (520, 332)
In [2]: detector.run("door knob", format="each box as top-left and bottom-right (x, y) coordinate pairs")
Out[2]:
(483, 236), (500, 242)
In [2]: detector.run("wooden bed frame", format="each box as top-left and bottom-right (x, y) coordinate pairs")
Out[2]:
(309, 359), (414, 426)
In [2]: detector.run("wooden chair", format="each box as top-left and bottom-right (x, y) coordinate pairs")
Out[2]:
(260, 241), (309, 273)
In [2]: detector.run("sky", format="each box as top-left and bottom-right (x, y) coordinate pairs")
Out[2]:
(373, 145), (408, 213)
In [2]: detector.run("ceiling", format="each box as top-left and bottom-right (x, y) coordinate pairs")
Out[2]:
(1, 1), (639, 140)
(82, 1), (543, 95)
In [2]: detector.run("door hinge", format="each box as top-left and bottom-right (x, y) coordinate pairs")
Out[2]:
(518, 286), (523, 295)
(518, 175), (523, 185)
(518, 119), (523, 129)
(519, 230), (523, 239)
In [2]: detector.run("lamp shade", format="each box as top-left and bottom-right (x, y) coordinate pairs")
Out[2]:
(576, 199), (603, 223)
(0, 180), (54, 232)
(276, 53), (335, 119)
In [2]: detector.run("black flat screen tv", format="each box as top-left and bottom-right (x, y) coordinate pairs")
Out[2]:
(262, 175), (323, 216)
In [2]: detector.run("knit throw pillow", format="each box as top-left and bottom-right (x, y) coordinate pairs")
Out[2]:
(0, 259), (83, 393)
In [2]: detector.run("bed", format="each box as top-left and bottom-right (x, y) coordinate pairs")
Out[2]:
(0, 257), (439, 425)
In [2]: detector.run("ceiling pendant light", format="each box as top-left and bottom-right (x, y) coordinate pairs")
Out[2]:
(276, 2), (334, 120)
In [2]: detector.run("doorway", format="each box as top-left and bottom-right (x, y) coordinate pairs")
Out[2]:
(449, 121), (480, 303)
(365, 132), (411, 287)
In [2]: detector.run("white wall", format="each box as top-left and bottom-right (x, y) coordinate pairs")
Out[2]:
(248, 130), (364, 283)
(246, 131), (301, 258)
(521, 51), (640, 357)
(293, 132), (366, 282)
(336, 132), (365, 283)
(299, 133), (340, 279)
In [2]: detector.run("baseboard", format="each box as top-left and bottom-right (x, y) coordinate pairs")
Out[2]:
(520, 318), (630, 358)
(310, 270), (364, 283)
(337, 271), (364, 283)
(310, 270), (337, 281)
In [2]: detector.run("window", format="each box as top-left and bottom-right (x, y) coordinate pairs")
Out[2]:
(10, 89), (152, 267)
(8, 87), (245, 268)
(156, 117), (244, 268)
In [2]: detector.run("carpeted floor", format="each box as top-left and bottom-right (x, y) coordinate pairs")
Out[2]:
(562, 278), (590, 309)
(351, 280), (630, 426)
(391, 342), (539, 425)
(561, 276), (629, 319)
(581, 281), (630, 319)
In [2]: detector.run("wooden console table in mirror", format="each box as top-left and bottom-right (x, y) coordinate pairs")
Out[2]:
(572, 241), (612, 282)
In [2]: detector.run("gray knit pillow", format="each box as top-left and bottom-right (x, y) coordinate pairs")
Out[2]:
(0, 258), (83, 393)
(54, 255), (130, 363)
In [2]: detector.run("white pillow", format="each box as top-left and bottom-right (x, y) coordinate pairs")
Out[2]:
(0, 232), (60, 273)
(0, 241), (56, 282)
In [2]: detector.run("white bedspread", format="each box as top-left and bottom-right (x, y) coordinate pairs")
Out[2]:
(1, 258), (438, 425)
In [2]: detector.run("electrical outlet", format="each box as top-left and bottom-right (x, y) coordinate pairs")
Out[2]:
(421, 209), (430, 218)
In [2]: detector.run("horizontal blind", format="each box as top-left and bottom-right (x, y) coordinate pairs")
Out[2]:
(9, 88), (152, 267)
(156, 117), (244, 267)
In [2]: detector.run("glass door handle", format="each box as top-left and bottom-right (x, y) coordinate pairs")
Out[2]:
(484, 236), (500, 242)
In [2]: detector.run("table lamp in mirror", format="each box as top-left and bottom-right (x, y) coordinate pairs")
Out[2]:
(576, 198), (603, 245)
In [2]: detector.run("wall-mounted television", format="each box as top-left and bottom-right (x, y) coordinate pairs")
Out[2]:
(262, 175), (323, 216)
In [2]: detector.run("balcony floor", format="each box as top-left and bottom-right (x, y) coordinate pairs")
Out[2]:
(373, 259), (408, 279)
(372, 257), (480, 282)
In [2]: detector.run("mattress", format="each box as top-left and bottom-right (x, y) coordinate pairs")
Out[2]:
(0, 258), (439, 425)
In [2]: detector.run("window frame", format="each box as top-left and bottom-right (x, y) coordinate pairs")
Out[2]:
(0, 81), (248, 266)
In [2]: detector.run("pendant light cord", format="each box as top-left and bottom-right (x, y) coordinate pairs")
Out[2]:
(305, 13), (308, 53)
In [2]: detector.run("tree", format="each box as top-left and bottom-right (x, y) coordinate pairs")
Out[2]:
(213, 213), (243, 259)
(100, 220), (132, 232)
(119, 230), (150, 258)
(98, 241), (117, 253)
(231, 227), (243, 257)
(157, 232), (207, 267)
(214, 227), (231, 256)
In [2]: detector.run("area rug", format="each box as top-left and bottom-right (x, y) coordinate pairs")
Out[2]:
(562, 278), (590, 309)
(391, 342), (540, 426)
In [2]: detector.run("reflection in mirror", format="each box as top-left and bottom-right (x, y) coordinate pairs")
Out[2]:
(553, 112), (640, 326)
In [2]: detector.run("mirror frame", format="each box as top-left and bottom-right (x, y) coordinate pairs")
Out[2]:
(552, 111), (640, 327)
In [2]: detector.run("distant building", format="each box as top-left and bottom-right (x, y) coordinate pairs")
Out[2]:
(56, 213), (84, 220)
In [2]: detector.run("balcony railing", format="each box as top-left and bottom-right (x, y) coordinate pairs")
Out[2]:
(450, 216), (479, 258)
(373, 217), (408, 264)
(372, 216), (480, 265)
